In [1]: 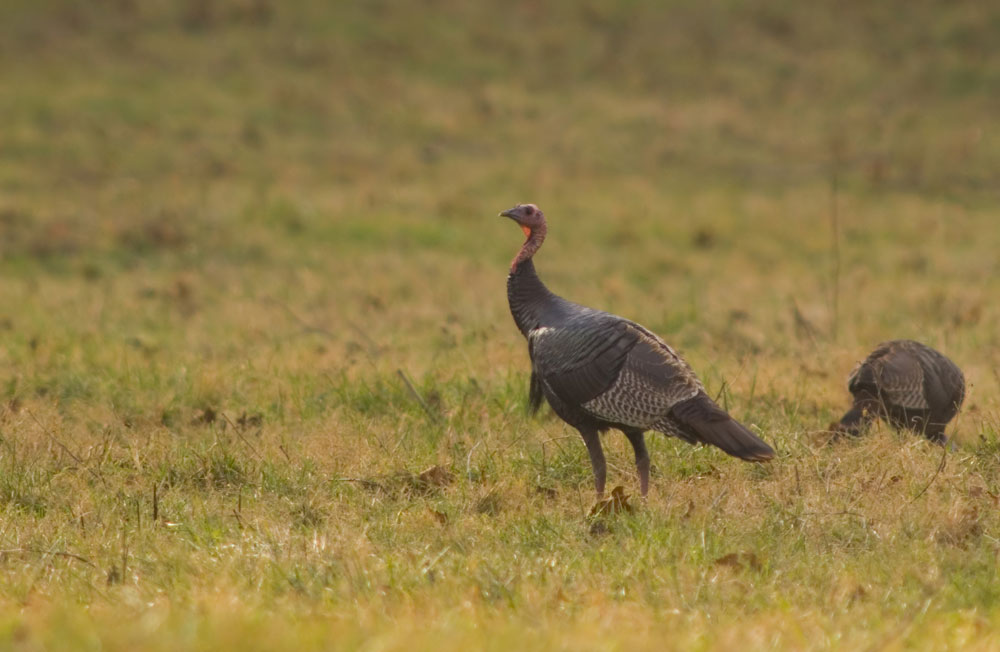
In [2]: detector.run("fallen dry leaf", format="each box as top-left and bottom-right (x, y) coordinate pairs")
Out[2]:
(714, 552), (763, 572)
(236, 411), (263, 428)
(475, 491), (501, 516)
(192, 407), (217, 425)
(967, 486), (1000, 506)
(535, 485), (557, 499)
(428, 508), (448, 525)
(588, 520), (610, 537)
(589, 485), (634, 517)
(353, 465), (455, 496)
(418, 465), (454, 488)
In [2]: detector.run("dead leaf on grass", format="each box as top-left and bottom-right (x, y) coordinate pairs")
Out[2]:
(935, 502), (982, 547)
(236, 411), (263, 428)
(588, 520), (610, 537)
(968, 486), (1000, 506)
(418, 465), (454, 489)
(352, 464), (455, 497)
(831, 577), (869, 605)
(475, 491), (501, 516)
(534, 485), (557, 499)
(192, 407), (217, 425)
(428, 508), (448, 525)
(5, 398), (21, 416)
(589, 486), (633, 518)
(813, 428), (842, 446)
(714, 551), (763, 572)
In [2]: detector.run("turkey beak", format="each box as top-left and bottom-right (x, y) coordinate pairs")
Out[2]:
(499, 207), (520, 220)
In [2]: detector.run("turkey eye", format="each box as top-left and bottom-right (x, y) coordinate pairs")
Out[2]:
(524, 207), (533, 215)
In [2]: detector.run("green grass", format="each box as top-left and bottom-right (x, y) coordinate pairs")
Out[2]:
(2, 0), (1000, 649)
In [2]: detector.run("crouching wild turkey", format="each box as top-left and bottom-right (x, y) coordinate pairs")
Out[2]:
(500, 203), (774, 497)
(831, 339), (965, 444)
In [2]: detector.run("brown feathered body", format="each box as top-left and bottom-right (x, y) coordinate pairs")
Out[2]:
(835, 339), (965, 443)
(502, 204), (774, 497)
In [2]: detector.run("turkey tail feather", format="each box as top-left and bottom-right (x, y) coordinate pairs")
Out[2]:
(668, 393), (775, 461)
(528, 371), (544, 414)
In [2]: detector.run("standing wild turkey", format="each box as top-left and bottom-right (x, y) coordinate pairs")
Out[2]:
(831, 339), (965, 443)
(501, 203), (774, 497)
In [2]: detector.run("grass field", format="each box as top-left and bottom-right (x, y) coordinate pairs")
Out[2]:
(3, 0), (1000, 649)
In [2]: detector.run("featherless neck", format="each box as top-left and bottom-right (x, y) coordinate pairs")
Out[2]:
(510, 222), (547, 272)
(507, 221), (557, 337)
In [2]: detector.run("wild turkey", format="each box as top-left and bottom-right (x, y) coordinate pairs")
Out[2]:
(500, 203), (774, 497)
(831, 339), (965, 443)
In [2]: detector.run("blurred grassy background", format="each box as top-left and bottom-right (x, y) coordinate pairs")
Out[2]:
(2, 1), (1000, 649)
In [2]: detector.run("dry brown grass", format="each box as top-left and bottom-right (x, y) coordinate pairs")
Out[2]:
(2, 0), (1000, 648)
